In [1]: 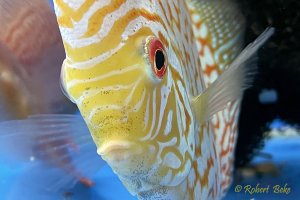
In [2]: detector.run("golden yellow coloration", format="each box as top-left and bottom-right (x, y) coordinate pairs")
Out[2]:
(56, 0), (95, 28)
(54, 0), (273, 199)
(57, 1), (198, 194)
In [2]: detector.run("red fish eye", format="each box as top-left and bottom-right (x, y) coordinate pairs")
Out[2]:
(147, 37), (167, 78)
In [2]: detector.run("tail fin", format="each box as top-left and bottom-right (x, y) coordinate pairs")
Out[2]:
(0, 114), (105, 199)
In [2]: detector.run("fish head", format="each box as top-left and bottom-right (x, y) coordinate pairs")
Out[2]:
(55, 0), (197, 194)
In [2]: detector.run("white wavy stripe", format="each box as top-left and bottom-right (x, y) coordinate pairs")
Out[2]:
(150, 72), (173, 140)
(158, 0), (174, 31)
(155, 3), (179, 50)
(64, 42), (125, 69)
(58, 2), (172, 69)
(158, 0), (191, 55)
(63, 18), (169, 69)
(156, 137), (177, 164)
(124, 77), (142, 105)
(149, 89), (168, 140)
(177, 81), (188, 131)
(174, 85), (183, 136)
(55, 1), (111, 46)
(76, 83), (137, 107)
(59, 0), (161, 49)
(87, 105), (123, 123)
(143, 94), (150, 131)
(132, 87), (146, 112)
(66, 64), (139, 88)
(163, 110), (173, 136)
(62, 0), (107, 10)
(141, 88), (156, 141)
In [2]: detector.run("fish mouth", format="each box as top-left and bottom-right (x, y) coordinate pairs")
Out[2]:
(97, 141), (141, 162)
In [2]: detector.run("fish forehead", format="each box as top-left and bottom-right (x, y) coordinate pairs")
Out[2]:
(54, 0), (204, 95)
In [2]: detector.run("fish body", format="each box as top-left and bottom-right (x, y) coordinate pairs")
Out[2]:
(55, 1), (206, 198)
(52, 0), (273, 199)
(187, 0), (246, 196)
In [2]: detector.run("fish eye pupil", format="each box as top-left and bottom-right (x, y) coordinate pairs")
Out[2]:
(155, 50), (165, 70)
(146, 37), (167, 78)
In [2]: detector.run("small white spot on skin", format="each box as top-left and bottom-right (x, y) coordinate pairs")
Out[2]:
(223, 108), (229, 122)
(205, 70), (218, 84)
(177, 81), (187, 131)
(192, 13), (201, 22)
(29, 156), (35, 162)
(162, 152), (181, 169)
(222, 125), (230, 150)
(203, 46), (214, 66)
(197, 42), (203, 53)
(197, 154), (206, 179)
(163, 110), (173, 136)
(259, 89), (278, 104)
(211, 114), (218, 126)
(61, 0), (90, 10)
(199, 24), (208, 38)
(223, 54), (228, 60)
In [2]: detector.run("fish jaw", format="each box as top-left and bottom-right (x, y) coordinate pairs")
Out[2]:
(97, 140), (154, 174)
(95, 138), (163, 195)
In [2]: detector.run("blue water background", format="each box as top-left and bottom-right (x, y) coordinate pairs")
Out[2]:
(1, 135), (299, 200)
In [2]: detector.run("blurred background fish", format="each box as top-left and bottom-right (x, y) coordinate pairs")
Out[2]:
(0, 0), (104, 199)
(0, 0), (75, 119)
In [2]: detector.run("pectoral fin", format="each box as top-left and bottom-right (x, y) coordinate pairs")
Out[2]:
(0, 114), (104, 192)
(192, 28), (274, 124)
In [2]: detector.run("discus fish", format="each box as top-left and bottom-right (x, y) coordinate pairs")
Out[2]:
(1, 0), (273, 199)
(51, 0), (273, 199)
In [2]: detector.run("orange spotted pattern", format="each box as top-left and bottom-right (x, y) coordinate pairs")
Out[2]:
(187, 0), (245, 197)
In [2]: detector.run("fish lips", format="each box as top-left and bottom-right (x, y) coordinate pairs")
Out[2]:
(98, 141), (143, 167)
(97, 141), (157, 177)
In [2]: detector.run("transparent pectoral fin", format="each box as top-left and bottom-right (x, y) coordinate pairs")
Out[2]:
(192, 28), (274, 124)
(0, 114), (104, 192)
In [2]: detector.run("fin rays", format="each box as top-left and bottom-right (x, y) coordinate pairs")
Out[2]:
(192, 28), (274, 124)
